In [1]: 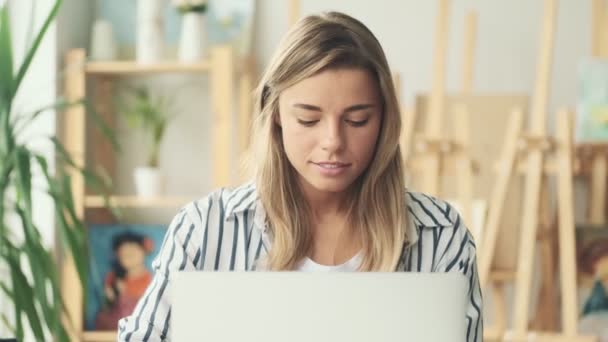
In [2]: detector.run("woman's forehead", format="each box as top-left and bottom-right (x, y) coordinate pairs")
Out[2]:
(280, 68), (381, 106)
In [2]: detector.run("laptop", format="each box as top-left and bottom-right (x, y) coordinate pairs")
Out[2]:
(171, 272), (467, 342)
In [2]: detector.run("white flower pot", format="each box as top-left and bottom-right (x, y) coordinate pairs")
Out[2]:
(134, 167), (164, 197)
(136, 0), (164, 64)
(90, 19), (117, 61)
(178, 12), (206, 62)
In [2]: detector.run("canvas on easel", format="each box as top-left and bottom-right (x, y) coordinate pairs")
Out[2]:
(411, 93), (529, 254)
(576, 58), (608, 143)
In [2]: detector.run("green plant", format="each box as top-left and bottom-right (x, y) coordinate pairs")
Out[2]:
(0, 1), (116, 340)
(172, 0), (208, 14)
(120, 85), (175, 168)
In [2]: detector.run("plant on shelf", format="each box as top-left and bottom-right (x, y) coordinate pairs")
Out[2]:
(173, 0), (209, 62)
(173, 0), (208, 14)
(119, 85), (176, 197)
(0, 1), (115, 341)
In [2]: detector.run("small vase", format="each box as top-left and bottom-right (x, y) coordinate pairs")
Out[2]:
(90, 19), (117, 61)
(136, 0), (164, 64)
(134, 167), (164, 197)
(178, 12), (206, 62)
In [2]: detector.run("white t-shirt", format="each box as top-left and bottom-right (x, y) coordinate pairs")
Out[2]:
(296, 252), (362, 272)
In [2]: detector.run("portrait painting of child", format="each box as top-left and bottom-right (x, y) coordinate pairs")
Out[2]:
(85, 224), (167, 331)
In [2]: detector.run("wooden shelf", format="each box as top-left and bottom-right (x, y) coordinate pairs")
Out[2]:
(85, 195), (193, 208)
(82, 330), (116, 342)
(85, 60), (211, 75)
(62, 45), (252, 340)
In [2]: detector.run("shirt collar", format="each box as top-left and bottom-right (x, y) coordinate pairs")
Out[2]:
(224, 185), (454, 245)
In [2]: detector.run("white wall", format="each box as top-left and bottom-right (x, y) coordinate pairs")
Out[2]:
(255, 0), (591, 124)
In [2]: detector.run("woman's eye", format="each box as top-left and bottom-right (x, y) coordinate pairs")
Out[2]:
(347, 119), (369, 127)
(297, 119), (318, 126)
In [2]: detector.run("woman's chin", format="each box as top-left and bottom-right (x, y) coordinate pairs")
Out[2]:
(306, 177), (355, 194)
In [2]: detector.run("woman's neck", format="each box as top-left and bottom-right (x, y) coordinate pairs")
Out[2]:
(299, 181), (349, 219)
(309, 210), (362, 266)
(297, 179), (361, 265)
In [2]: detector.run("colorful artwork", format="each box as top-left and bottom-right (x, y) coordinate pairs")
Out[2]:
(576, 58), (608, 142)
(85, 224), (167, 331)
(576, 225), (608, 339)
(97, 0), (255, 58)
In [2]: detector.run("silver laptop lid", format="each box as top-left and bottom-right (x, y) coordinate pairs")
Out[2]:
(171, 272), (467, 342)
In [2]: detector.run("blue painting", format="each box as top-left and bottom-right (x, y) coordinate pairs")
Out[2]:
(85, 224), (168, 331)
(576, 59), (608, 142)
(97, 0), (255, 58)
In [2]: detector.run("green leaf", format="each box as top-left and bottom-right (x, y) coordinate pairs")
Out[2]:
(48, 137), (116, 201)
(12, 97), (82, 135)
(57, 175), (88, 287)
(14, 147), (33, 215)
(1, 313), (17, 337)
(3, 243), (45, 341)
(0, 4), (14, 157)
(83, 100), (120, 152)
(15, 206), (51, 306)
(13, 0), (63, 96)
(9, 258), (46, 340)
(0, 4), (14, 106)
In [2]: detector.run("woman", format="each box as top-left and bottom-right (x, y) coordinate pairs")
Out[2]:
(118, 11), (482, 342)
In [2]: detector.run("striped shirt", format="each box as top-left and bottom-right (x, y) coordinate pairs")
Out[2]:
(117, 182), (483, 342)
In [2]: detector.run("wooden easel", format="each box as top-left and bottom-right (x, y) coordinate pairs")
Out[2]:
(405, 0), (479, 229)
(478, 0), (597, 340)
(411, 0), (452, 197)
(576, 143), (608, 226)
(289, 0), (300, 28)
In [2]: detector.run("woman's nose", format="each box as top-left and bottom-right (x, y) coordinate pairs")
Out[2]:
(320, 120), (345, 152)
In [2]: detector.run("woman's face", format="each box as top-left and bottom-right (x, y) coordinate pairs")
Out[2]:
(278, 68), (382, 196)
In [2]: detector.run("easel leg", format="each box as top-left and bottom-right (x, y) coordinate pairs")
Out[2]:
(492, 282), (508, 335)
(453, 103), (474, 233)
(512, 140), (544, 338)
(479, 108), (525, 287)
(589, 153), (607, 225)
(401, 107), (417, 167)
(531, 175), (557, 330)
(555, 109), (579, 335)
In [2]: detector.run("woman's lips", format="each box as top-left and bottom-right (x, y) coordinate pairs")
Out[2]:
(312, 162), (351, 176)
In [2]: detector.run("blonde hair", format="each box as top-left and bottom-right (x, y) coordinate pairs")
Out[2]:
(249, 12), (408, 271)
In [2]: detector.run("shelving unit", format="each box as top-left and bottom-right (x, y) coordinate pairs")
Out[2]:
(60, 45), (255, 341)
(84, 195), (193, 208)
(84, 60), (212, 74)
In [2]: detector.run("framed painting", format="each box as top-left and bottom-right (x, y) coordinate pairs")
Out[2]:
(85, 224), (168, 331)
(576, 58), (608, 142)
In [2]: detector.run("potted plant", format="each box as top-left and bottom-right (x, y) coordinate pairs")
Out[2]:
(119, 85), (175, 197)
(0, 0), (115, 341)
(173, 0), (209, 62)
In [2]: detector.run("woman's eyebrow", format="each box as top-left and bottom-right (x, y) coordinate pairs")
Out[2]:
(292, 103), (376, 113)
(293, 103), (322, 112)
